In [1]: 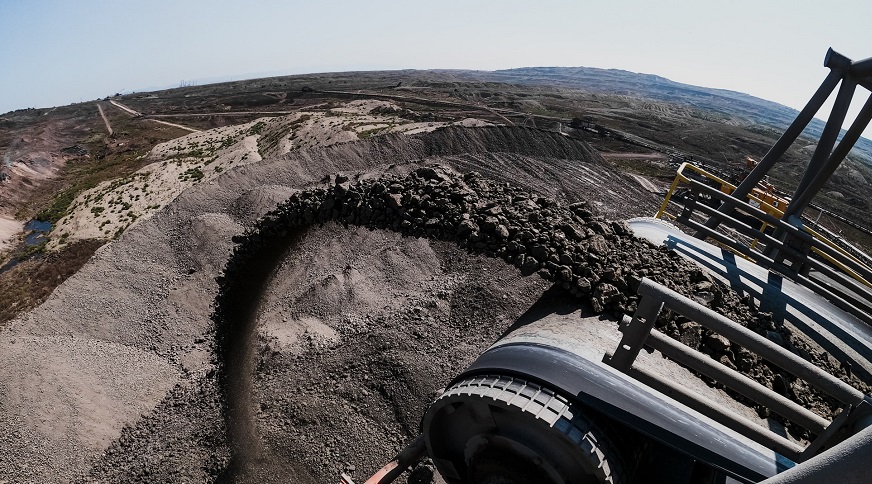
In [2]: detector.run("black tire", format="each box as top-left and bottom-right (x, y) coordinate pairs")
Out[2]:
(423, 374), (627, 484)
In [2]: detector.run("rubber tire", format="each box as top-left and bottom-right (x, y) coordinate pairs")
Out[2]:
(423, 374), (627, 484)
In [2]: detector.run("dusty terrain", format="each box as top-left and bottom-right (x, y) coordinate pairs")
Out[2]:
(5, 68), (871, 264)
(0, 126), (661, 483)
(1, 70), (871, 484)
(49, 99), (492, 249)
(0, 216), (20, 253)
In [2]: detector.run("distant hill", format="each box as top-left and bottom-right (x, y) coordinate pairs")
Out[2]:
(483, 66), (872, 167)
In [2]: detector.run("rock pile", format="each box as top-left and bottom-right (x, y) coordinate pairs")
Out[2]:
(215, 165), (868, 449)
(222, 166), (686, 315)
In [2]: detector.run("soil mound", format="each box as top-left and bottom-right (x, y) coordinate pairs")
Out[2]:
(7, 125), (852, 483)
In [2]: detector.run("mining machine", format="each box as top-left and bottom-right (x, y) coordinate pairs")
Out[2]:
(345, 48), (872, 484)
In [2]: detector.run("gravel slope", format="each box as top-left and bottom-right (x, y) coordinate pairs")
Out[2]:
(5, 125), (857, 483)
(1, 126), (656, 483)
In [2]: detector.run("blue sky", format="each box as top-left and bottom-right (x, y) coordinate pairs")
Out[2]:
(2, 0), (871, 135)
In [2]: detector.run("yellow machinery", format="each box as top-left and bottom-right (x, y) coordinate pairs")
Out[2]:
(656, 161), (872, 290)
(656, 161), (789, 220)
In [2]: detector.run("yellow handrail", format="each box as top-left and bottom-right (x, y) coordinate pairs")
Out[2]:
(656, 163), (872, 289)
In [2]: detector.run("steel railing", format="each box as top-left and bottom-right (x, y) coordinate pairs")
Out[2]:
(604, 278), (871, 462)
(656, 162), (872, 325)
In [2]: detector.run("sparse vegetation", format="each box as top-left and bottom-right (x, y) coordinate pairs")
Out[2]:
(179, 167), (205, 182)
(19, 240), (47, 259)
(36, 188), (87, 223)
(184, 147), (206, 158)
(219, 135), (239, 149)
(247, 121), (266, 136)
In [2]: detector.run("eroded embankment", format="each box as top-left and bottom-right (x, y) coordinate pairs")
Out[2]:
(214, 166), (869, 478)
(287, 124), (606, 166)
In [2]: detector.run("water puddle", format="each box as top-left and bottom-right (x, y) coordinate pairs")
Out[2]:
(0, 259), (16, 273)
(0, 220), (52, 274)
(24, 220), (51, 245)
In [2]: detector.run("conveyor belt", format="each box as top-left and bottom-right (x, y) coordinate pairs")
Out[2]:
(628, 218), (872, 383)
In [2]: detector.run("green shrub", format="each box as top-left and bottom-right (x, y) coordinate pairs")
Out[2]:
(178, 167), (205, 182)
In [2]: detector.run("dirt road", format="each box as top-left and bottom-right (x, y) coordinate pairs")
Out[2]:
(108, 99), (200, 132)
(147, 118), (200, 132)
(96, 103), (113, 135)
(148, 110), (299, 117)
(109, 99), (141, 116)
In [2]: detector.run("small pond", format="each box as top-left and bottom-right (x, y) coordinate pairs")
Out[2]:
(0, 219), (52, 274)
(24, 220), (51, 246)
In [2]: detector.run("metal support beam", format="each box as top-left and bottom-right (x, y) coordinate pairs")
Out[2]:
(679, 178), (872, 320)
(786, 91), (872, 218)
(729, 67), (841, 201)
(643, 328), (829, 434)
(681, 214), (872, 327)
(824, 48), (853, 71)
(698, 47), (862, 239)
(766, 76), (858, 262)
(603, 296), (663, 370)
(635, 279), (865, 406)
(697, 67), (843, 237)
(784, 78), (858, 220)
(608, 278), (871, 467)
(850, 54), (872, 77)
(625, 364), (805, 460)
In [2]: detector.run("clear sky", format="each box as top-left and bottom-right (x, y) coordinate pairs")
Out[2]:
(2, 0), (871, 136)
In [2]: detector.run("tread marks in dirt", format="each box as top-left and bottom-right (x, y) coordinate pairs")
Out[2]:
(213, 165), (867, 479)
